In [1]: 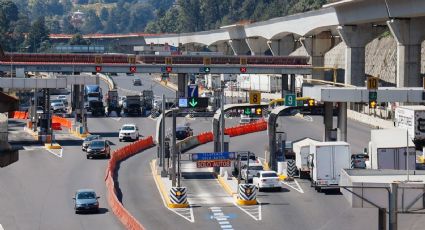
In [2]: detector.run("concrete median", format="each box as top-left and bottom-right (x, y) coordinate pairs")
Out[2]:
(105, 136), (155, 230)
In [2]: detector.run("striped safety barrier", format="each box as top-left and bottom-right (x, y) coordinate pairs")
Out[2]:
(169, 187), (189, 208)
(287, 159), (296, 178)
(237, 184), (257, 205)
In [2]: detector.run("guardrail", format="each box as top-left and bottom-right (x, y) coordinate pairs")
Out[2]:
(105, 136), (155, 230)
(97, 73), (116, 90)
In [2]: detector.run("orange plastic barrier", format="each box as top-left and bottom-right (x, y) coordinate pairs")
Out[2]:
(52, 122), (62, 130)
(52, 115), (72, 130)
(105, 136), (154, 230)
(9, 111), (29, 119)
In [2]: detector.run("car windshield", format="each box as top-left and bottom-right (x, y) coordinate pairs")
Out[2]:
(51, 99), (62, 104)
(52, 102), (63, 106)
(122, 126), (135, 131)
(262, 173), (278, 178)
(89, 141), (105, 148)
(240, 155), (256, 161)
(85, 135), (99, 141)
(248, 166), (263, 171)
(77, 192), (96, 199)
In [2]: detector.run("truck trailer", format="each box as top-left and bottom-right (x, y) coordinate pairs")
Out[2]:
(293, 138), (319, 178)
(368, 128), (416, 170)
(394, 105), (425, 148)
(307, 141), (351, 192)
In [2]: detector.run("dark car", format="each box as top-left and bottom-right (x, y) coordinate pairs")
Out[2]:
(175, 125), (193, 140)
(81, 135), (101, 151)
(86, 140), (111, 159)
(133, 78), (142, 86)
(351, 153), (369, 169)
(73, 189), (100, 214)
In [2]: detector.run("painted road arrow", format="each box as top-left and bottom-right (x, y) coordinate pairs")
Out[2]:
(189, 98), (198, 107)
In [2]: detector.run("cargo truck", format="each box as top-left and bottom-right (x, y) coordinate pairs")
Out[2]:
(84, 85), (102, 110)
(394, 105), (425, 149)
(140, 90), (154, 114)
(122, 95), (142, 116)
(105, 90), (121, 116)
(368, 128), (416, 170)
(293, 138), (320, 178)
(237, 74), (281, 93)
(307, 142), (351, 192)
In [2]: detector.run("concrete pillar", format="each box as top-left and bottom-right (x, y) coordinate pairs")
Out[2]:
(387, 18), (425, 87)
(228, 39), (250, 56)
(338, 25), (386, 86)
(337, 102), (347, 142)
(245, 37), (268, 56)
(177, 73), (188, 98)
(281, 74), (289, 98)
(324, 102), (333, 142)
(208, 43), (233, 55)
(300, 31), (335, 80)
(267, 35), (296, 56)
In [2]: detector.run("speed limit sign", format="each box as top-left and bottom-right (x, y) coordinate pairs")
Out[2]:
(249, 91), (261, 105)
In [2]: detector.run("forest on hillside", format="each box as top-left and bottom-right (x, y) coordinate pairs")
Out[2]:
(0, 0), (336, 52)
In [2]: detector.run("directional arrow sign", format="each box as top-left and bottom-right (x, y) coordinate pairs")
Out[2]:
(244, 108), (251, 115)
(189, 98), (198, 107)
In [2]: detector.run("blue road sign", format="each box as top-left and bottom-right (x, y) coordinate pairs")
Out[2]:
(192, 152), (236, 161)
(178, 98), (188, 107)
(188, 84), (198, 98)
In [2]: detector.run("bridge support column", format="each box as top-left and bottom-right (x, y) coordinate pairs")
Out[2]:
(387, 18), (425, 87)
(177, 73), (188, 98)
(337, 102), (347, 142)
(245, 37), (268, 55)
(338, 24), (386, 86)
(228, 39), (250, 56)
(208, 43), (233, 55)
(267, 35), (296, 56)
(301, 31), (336, 80)
(324, 102), (333, 142)
(281, 74), (289, 98)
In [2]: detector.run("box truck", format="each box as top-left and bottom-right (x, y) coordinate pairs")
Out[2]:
(307, 142), (351, 192)
(293, 138), (320, 178)
(394, 106), (425, 148)
(368, 128), (416, 170)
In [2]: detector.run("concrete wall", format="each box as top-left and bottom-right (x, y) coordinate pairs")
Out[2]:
(323, 34), (425, 86)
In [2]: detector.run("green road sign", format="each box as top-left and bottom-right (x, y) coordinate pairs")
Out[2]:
(369, 91), (377, 100)
(189, 98), (198, 107)
(285, 94), (296, 106)
(244, 108), (252, 115)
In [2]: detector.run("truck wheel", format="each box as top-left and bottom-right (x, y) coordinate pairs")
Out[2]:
(317, 187), (322, 193)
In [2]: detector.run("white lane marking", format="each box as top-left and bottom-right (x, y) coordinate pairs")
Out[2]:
(46, 148), (63, 158)
(303, 115), (313, 122)
(233, 201), (262, 221)
(209, 207), (235, 230)
(23, 146), (45, 151)
(281, 179), (304, 194)
(0, 224), (4, 230)
(151, 162), (195, 223)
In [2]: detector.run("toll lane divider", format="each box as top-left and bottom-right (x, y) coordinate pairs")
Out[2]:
(9, 111), (28, 119)
(105, 136), (155, 230)
(52, 115), (72, 130)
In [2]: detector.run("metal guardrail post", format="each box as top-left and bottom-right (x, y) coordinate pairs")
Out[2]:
(389, 183), (398, 230)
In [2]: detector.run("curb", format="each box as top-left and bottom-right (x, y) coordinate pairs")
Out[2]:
(70, 130), (90, 139)
(215, 173), (237, 197)
(150, 159), (190, 209)
(236, 198), (258, 205)
(44, 143), (62, 149)
(24, 127), (40, 141)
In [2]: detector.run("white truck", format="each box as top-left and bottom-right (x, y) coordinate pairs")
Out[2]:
(205, 74), (221, 90)
(307, 141), (351, 192)
(293, 138), (319, 178)
(368, 128), (416, 170)
(394, 105), (425, 148)
(237, 74), (281, 93)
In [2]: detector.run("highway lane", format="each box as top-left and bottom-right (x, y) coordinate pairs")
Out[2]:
(0, 123), (124, 230)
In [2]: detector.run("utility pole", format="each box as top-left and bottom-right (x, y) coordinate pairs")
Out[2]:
(160, 94), (167, 176)
(172, 109), (177, 187)
(389, 183), (398, 230)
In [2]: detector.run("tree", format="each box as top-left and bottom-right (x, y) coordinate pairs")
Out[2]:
(127, 3), (155, 32)
(81, 9), (103, 34)
(178, 0), (203, 32)
(0, 0), (19, 22)
(62, 16), (78, 34)
(26, 17), (50, 52)
(99, 7), (109, 21)
(201, 0), (220, 30)
(158, 7), (180, 33)
(69, 33), (90, 45)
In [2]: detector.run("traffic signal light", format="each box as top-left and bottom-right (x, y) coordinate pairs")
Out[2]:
(307, 99), (315, 107)
(255, 108), (262, 115)
(240, 67), (247, 73)
(165, 66), (172, 73)
(369, 100), (377, 109)
(203, 67), (211, 73)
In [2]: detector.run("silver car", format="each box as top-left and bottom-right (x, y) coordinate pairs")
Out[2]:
(82, 135), (101, 151)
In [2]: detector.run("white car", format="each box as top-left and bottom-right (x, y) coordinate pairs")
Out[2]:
(241, 163), (264, 181)
(253, 171), (281, 191)
(119, 124), (139, 142)
(51, 101), (66, 112)
(119, 96), (126, 107)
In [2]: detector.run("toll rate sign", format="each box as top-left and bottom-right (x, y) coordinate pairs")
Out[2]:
(197, 160), (231, 168)
(192, 152), (236, 161)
